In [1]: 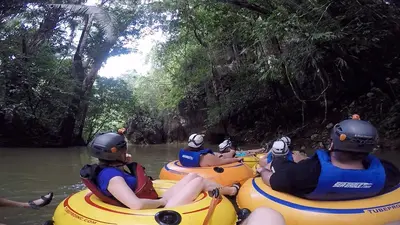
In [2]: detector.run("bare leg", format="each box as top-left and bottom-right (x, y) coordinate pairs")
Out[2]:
(165, 177), (205, 207)
(0, 193), (53, 209)
(163, 175), (239, 207)
(241, 207), (286, 225)
(161, 173), (200, 201)
(0, 198), (27, 208)
(202, 179), (237, 196)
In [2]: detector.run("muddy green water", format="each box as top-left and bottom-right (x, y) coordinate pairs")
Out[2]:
(0, 145), (399, 225)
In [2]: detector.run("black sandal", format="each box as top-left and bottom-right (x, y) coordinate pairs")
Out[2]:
(236, 208), (252, 225)
(28, 192), (54, 209)
(232, 183), (241, 197)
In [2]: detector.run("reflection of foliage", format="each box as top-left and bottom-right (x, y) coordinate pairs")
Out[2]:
(84, 77), (136, 142)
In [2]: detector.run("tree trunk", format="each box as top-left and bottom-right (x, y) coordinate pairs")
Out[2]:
(59, 14), (119, 146)
(58, 16), (91, 146)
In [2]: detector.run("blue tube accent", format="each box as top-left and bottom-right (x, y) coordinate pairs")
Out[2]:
(252, 178), (400, 214)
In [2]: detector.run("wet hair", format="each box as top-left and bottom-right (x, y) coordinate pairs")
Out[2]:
(331, 150), (369, 163)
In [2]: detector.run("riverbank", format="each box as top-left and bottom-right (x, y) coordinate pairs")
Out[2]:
(1, 83), (399, 149)
(123, 84), (400, 151)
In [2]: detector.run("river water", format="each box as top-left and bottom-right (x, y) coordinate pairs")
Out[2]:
(0, 145), (400, 225)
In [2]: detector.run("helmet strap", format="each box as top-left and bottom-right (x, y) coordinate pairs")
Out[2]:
(109, 160), (126, 167)
(328, 142), (334, 151)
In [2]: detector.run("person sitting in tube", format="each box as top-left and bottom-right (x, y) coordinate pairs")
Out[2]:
(259, 136), (309, 167)
(178, 133), (242, 167)
(90, 130), (240, 210)
(217, 139), (266, 158)
(257, 117), (400, 200)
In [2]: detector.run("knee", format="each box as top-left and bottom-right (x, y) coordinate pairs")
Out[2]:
(191, 176), (205, 187)
(251, 207), (285, 222)
(186, 173), (199, 179)
(252, 207), (274, 214)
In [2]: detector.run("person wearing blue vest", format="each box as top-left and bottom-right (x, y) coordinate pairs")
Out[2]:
(179, 133), (242, 167)
(257, 118), (400, 200)
(264, 139), (294, 164)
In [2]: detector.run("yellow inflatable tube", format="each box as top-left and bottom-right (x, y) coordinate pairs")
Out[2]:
(52, 180), (237, 225)
(240, 153), (267, 168)
(237, 178), (400, 225)
(241, 156), (258, 168)
(159, 161), (253, 186)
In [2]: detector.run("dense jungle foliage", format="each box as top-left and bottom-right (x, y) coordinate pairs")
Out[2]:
(1, 0), (400, 147)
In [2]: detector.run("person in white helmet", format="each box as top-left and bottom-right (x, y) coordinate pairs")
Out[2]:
(217, 139), (266, 159)
(259, 135), (308, 169)
(179, 133), (242, 167)
(259, 140), (292, 169)
(280, 136), (291, 148)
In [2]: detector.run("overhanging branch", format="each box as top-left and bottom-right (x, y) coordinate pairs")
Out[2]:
(215, 0), (272, 15)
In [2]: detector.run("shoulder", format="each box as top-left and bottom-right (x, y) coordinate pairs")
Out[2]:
(98, 167), (124, 182)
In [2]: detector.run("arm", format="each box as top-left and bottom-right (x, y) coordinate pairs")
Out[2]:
(214, 152), (223, 157)
(108, 176), (165, 210)
(259, 168), (274, 186)
(220, 149), (236, 158)
(200, 154), (241, 167)
(213, 152), (233, 158)
(245, 148), (266, 154)
(258, 154), (269, 168)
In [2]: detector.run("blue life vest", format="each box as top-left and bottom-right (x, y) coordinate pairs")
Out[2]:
(179, 149), (214, 167)
(266, 151), (294, 163)
(305, 150), (386, 201)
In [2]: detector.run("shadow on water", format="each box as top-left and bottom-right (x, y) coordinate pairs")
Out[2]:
(0, 144), (399, 224)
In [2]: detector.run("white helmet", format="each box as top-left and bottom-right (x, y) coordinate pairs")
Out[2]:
(280, 136), (291, 147)
(270, 140), (289, 156)
(188, 134), (204, 148)
(219, 139), (232, 152)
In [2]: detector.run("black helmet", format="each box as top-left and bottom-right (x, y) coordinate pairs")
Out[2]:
(89, 132), (127, 161)
(331, 119), (378, 153)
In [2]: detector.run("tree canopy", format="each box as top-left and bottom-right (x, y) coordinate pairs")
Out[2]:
(1, 0), (400, 146)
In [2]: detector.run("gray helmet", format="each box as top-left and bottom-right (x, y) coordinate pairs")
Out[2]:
(331, 119), (378, 153)
(89, 132), (127, 161)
